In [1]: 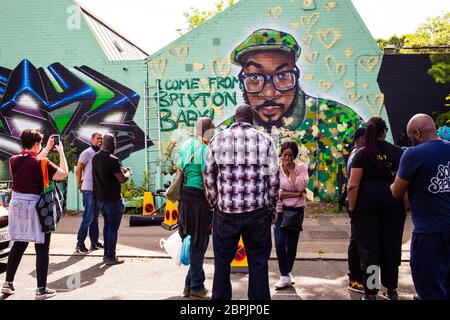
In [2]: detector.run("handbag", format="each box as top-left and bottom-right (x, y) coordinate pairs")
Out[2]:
(165, 141), (202, 202)
(281, 207), (304, 231)
(35, 158), (63, 233)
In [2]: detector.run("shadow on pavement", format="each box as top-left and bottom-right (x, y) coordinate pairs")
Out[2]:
(46, 261), (109, 292)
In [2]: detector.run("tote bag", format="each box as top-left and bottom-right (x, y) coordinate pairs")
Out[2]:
(35, 158), (63, 233)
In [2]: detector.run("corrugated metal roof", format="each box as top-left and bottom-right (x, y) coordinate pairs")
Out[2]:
(80, 6), (149, 61)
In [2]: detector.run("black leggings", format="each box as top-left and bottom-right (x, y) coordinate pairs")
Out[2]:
(6, 233), (51, 288)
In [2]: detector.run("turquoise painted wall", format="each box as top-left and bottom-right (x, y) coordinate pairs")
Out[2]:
(146, 0), (391, 200)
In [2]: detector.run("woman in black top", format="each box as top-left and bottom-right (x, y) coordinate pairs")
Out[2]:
(348, 117), (407, 300)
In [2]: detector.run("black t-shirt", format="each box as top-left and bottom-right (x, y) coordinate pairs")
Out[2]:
(352, 140), (403, 192)
(92, 150), (123, 202)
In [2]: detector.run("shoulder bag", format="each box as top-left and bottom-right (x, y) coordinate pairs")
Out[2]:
(281, 206), (304, 231)
(165, 141), (202, 202)
(35, 158), (64, 233)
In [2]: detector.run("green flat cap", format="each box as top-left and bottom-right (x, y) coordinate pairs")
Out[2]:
(230, 29), (301, 66)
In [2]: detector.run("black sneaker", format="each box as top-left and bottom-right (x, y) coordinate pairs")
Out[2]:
(76, 244), (89, 254)
(1, 282), (15, 295)
(382, 289), (398, 300)
(348, 279), (364, 293)
(361, 294), (377, 300)
(105, 257), (125, 266)
(35, 287), (57, 300)
(90, 242), (104, 251)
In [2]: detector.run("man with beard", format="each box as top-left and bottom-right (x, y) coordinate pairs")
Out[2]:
(230, 29), (307, 131)
(75, 132), (104, 254)
(391, 114), (450, 300)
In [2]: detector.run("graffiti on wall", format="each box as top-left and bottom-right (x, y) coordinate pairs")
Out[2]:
(147, 0), (385, 200)
(0, 59), (146, 160)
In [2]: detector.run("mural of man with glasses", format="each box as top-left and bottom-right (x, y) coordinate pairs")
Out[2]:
(224, 28), (365, 200)
(231, 29), (306, 131)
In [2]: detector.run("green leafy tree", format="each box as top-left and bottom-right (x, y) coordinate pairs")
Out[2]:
(404, 12), (450, 48)
(376, 35), (406, 51)
(178, 0), (237, 35)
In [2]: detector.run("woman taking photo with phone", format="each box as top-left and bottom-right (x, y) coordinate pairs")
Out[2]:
(274, 140), (309, 290)
(1, 130), (68, 300)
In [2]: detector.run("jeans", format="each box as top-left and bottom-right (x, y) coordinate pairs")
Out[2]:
(410, 231), (450, 300)
(185, 235), (210, 291)
(274, 208), (302, 277)
(97, 199), (125, 259)
(77, 191), (100, 246)
(6, 233), (51, 288)
(212, 207), (272, 300)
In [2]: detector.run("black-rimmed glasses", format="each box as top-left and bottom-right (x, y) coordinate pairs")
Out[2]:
(239, 68), (299, 93)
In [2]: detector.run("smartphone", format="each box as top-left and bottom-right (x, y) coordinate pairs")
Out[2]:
(53, 134), (60, 146)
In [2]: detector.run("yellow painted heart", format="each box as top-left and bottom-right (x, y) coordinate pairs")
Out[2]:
(318, 79), (332, 91)
(347, 93), (361, 104)
(305, 51), (319, 64)
(344, 47), (353, 58)
(283, 117), (294, 126)
(268, 6), (283, 20)
(317, 29), (341, 49)
(167, 45), (189, 63)
(199, 78), (211, 92)
(325, 2), (336, 12)
(193, 63), (204, 71)
(300, 12), (320, 33)
(303, 0), (315, 8)
(148, 58), (167, 79)
(304, 74), (314, 81)
(337, 123), (348, 132)
(211, 59), (231, 77)
(344, 80), (355, 89)
(290, 22), (300, 29)
(359, 56), (380, 73)
(301, 35), (314, 47)
(365, 93), (385, 116)
(324, 55), (346, 83)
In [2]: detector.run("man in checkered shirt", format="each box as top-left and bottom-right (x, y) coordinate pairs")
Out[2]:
(205, 105), (280, 300)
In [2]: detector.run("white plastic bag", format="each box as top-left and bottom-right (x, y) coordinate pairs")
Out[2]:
(160, 231), (182, 266)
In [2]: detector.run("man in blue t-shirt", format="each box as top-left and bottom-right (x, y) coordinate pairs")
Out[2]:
(391, 114), (450, 300)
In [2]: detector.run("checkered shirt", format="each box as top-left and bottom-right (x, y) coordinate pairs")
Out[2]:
(204, 122), (280, 214)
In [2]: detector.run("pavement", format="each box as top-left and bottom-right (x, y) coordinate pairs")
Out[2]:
(0, 213), (416, 300)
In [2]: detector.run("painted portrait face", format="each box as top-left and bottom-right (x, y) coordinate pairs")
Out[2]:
(240, 50), (298, 128)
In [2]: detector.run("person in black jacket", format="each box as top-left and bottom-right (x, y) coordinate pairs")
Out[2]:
(347, 117), (407, 300)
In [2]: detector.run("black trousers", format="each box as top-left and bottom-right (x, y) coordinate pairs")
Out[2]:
(6, 233), (51, 288)
(348, 218), (363, 282)
(353, 191), (406, 295)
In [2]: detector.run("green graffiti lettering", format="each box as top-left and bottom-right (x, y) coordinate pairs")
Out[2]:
(191, 78), (200, 90)
(224, 91), (237, 106)
(158, 91), (171, 108)
(160, 109), (176, 131)
(176, 109), (188, 126)
(187, 94), (201, 108)
(208, 77), (217, 90)
(179, 79), (190, 90)
(212, 92), (224, 106)
(198, 93), (211, 107)
(186, 110), (199, 126)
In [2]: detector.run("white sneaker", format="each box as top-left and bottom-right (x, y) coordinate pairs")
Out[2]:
(275, 276), (292, 290)
(289, 273), (295, 284)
